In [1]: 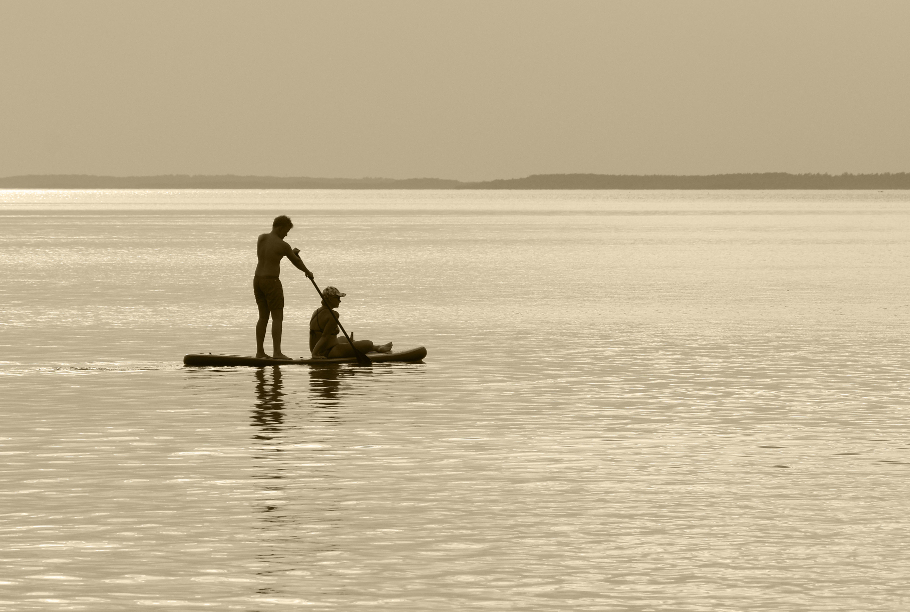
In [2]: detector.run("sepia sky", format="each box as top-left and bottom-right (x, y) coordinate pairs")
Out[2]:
(2, 0), (908, 181)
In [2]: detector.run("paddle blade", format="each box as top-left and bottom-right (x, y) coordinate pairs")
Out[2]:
(354, 351), (372, 367)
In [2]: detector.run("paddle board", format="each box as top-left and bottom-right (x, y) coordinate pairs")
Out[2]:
(183, 346), (427, 367)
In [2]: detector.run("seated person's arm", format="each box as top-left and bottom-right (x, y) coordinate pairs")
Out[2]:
(311, 312), (339, 358)
(311, 329), (336, 358)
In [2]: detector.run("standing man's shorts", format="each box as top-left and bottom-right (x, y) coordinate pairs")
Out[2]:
(253, 276), (284, 311)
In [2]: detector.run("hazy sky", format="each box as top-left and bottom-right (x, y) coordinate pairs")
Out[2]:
(2, 0), (908, 180)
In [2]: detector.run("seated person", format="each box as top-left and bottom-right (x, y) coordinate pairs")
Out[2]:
(309, 286), (392, 359)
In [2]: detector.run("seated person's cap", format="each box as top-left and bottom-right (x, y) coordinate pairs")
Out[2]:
(323, 286), (346, 297)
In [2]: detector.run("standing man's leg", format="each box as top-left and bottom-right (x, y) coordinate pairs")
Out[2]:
(255, 276), (287, 359)
(255, 301), (271, 358)
(271, 308), (288, 359)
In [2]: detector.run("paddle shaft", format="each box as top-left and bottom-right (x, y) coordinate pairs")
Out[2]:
(307, 277), (372, 366)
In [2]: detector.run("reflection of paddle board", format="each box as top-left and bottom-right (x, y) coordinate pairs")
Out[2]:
(183, 346), (427, 367)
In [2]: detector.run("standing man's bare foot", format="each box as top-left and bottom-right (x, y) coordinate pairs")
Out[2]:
(375, 342), (393, 353)
(272, 352), (292, 360)
(256, 352), (269, 359)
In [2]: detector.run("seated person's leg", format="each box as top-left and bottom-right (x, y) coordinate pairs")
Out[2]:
(352, 339), (376, 354)
(325, 340), (393, 357)
(326, 339), (376, 358)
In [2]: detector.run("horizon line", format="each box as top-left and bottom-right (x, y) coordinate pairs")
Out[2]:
(2, 172), (910, 190)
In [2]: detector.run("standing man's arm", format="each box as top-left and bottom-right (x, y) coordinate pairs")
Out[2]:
(287, 246), (314, 279)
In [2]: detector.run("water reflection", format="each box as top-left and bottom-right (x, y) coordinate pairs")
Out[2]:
(252, 366), (286, 442)
(251, 366), (344, 598)
(246, 364), (425, 596)
(251, 367), (288, 525)
(307, 365), (359, 413)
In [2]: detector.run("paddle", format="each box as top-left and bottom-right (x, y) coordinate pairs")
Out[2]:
(307, 277), (372, 366)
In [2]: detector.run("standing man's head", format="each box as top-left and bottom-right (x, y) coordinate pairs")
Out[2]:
(272, 215), (293, 237)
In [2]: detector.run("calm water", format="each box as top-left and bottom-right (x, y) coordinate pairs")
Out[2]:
(1, 189), (909, 611)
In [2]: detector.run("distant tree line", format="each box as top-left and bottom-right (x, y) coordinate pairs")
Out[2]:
(1, 172), (909, 189)
(473, 173), (910, 189)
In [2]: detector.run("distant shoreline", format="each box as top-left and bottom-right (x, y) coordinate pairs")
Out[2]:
(2, 173), (910, 190)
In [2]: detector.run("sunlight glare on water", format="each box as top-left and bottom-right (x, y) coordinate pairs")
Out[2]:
(1, 189), (909, 611)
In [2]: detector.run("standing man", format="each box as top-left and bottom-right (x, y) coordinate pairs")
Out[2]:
(254, 215), (314, 359)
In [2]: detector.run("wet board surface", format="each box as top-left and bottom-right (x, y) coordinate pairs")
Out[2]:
(183, 346), (427, 367)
